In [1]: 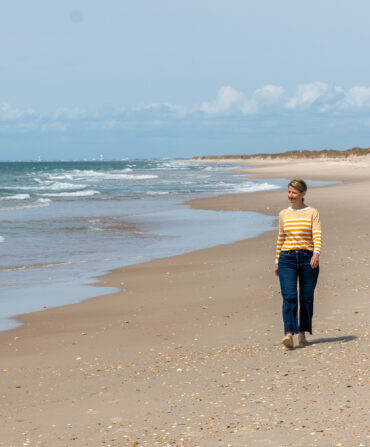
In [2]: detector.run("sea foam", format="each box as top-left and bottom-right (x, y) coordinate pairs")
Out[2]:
(71, 170), (157, 180)
(1, 194), (31, 200)
(40, 190), (100, 198)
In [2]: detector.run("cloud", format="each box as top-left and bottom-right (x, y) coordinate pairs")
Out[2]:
(253, 85), (285, 104)
(341, 86), (370, 109)
(198, 86), (248, 115)
(285, 82), (370, 112)
(0, 101), (37, 122)
(197, 84), (285, 116)
(136, 102), (187, 117)
(2, 82), (370, 135)
(285, 82), (343, 110)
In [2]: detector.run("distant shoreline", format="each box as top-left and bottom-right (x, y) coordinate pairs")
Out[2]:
(192, 146), (370, 160)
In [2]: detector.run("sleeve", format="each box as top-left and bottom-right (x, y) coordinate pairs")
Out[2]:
(275, 211), (285, 264)
(312, 209), (322, 254)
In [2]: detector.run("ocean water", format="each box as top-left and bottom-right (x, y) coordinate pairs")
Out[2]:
(0, 159), (288, 331)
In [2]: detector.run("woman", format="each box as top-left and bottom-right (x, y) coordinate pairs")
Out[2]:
(274, 179), (321, 349)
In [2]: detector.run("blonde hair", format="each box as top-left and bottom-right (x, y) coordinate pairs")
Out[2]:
(288, 179), (307, 201)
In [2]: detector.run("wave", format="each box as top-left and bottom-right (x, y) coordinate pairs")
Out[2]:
(71, 170), (156, 180)
(45, 174), (74, 180)
(150, 161), (191, 170)
(0, 260), (74, 273)
(39, 190), (100, 198)
(0, 256), (125, 273)
(0, 194), (31, 200)
(234, 182), (280, 193)
(0, 236), (4, 243)
(48, 182), (86, 190)
(116, 174), (157, 180)
(9, 182), (86, 191)
(0, 198), (51, 211)
(203, 166), (225, 171)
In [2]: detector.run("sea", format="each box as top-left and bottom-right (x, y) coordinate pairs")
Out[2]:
(0, 159), (320, 332)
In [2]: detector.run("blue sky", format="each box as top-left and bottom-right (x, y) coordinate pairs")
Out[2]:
(1, 0), (370, 160)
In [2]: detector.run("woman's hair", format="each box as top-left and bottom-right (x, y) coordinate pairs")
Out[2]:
(288, 179), (307, 201)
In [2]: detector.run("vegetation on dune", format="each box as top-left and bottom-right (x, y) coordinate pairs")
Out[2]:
(192, 147), (370, 160)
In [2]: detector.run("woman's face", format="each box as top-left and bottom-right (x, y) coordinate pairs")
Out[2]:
(288, 185), (305, 205)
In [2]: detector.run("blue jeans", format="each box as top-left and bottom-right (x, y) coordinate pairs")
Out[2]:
(278, 249), (319, 335)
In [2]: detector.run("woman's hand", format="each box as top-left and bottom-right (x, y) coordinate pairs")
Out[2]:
(311, 253), (320, 269)
(274, 264), (279, 276)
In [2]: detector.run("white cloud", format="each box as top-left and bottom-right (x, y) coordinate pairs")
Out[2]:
(163, 102), (187, 117)
(197, 84), (285, 116)
(285, 82), (370, 112)
(341, 86), (370, 109)
(135, 102), (187, 117)
(198, 86), (248, 115)
(253, 85), (285, 104)
(286, 81), (343, 111)
(3, 82), (370, 135)
(0, 101), (37, 122)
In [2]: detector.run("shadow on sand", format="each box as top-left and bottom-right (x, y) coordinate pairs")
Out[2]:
(291, 335), (357, 349)
(308, 335), (357, 345)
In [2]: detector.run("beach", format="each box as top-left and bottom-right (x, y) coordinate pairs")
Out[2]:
(0, 158), (369, 446)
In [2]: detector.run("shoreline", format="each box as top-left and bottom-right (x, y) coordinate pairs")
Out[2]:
(0, 193), (278, 333)
(0, 158), (369, 446)
(0, 174), (330, 333)
(188, 154), (370, 182)
(0, 159), (286, 333)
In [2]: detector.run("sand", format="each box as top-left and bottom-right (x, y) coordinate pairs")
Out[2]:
(0, 158), (369, 447)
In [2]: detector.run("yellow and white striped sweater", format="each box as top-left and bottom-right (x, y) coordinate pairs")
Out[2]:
(275, 206), (322, 263)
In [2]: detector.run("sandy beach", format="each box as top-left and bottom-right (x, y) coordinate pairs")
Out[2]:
(0, 158), (369, 447)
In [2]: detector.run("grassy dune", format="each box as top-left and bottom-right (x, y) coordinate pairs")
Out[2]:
(192, 147), (370, 160)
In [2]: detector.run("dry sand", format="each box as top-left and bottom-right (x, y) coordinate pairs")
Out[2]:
(0, 159), (369, 447)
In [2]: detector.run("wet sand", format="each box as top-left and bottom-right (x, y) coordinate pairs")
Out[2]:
(0, 158), (369, 447)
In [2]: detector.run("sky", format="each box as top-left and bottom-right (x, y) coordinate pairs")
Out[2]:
(1, 0), (370, 160)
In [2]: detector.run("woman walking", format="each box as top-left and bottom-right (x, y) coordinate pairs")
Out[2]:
(274, 179), (322, 349)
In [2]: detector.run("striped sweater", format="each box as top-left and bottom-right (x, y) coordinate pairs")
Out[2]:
(275, 206), (322, 263)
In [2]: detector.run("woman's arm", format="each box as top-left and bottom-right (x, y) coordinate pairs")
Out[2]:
(275, 212), (285, 276)
(311, 209), (322, 268)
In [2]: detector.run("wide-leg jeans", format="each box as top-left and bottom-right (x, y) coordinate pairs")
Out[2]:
(278, 249), (319, 335)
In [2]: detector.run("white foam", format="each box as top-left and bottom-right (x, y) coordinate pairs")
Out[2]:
(114, 174), (157, 180)
(71, 170), (157, 180)
(10, 182), (85, 191)
(151, 161), (190, 170)
(46, 174), (73, 180)
(203, 166), (226, 171)
(234, 182), (280, 193)
(1, 194), (30, 200)
(0, 198), (51, 211)
(40, 190), (100, 198)
(0, 236), (4, 243)
(48, 182), (86, 190)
